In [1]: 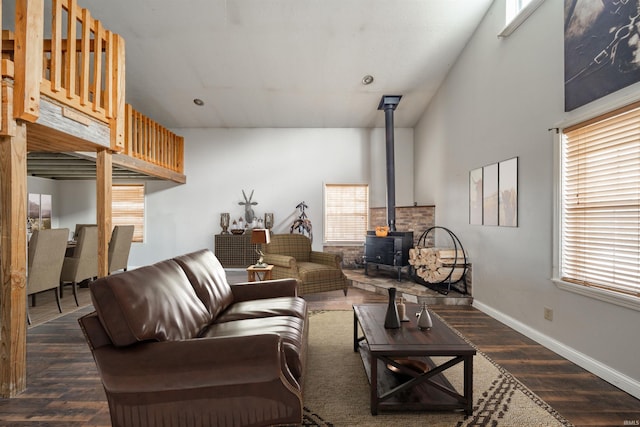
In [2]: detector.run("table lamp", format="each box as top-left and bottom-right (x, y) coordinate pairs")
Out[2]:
(251, 228), (270, 267)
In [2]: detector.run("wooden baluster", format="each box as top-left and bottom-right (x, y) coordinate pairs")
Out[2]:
(92, 20), (103, 112)
(112, 34), (125, 149)
(50, 0), (62, 92)
(103, 30), (113, 117)
(79, 8), (90, 106)
(65, 0), (77, 100)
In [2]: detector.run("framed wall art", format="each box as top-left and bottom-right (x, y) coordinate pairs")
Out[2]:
(27, 193), (52, 233)
(499, 157), (518, 227)
(469, 157), (518, 227)
(469, 167), (483, 225)
(482, 163), (499, 226)
(564, 0), (640, 111)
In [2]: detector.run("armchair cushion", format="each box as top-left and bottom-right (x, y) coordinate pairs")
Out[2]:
(264, 233), (311, 262)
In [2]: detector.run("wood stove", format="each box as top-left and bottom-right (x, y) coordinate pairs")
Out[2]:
(363, 95), (414, 281)
(364, 231), (414, 281)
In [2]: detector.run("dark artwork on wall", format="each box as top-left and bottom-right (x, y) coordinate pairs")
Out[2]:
(565, 0), (640, 111)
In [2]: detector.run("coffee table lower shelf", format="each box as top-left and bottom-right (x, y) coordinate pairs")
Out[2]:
(357, 341), (471, 415)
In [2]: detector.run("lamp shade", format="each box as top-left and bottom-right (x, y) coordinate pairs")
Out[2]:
(251, 229), (270, 245)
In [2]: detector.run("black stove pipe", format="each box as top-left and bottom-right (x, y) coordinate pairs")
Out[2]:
(377, 95), (402, 232)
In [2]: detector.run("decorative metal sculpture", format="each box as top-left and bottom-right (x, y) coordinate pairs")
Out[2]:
(239, 190), (257, 224)
(290, 201), (313, 243)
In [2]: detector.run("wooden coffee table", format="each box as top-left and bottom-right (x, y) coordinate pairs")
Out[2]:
(353, 303), (476, 415)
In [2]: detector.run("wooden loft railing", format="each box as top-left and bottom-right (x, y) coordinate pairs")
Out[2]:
(2, 0), (124, 149)
(40, 0), (126, 148)
(1, 0), (185, 181)
(125, 104), (185, 176)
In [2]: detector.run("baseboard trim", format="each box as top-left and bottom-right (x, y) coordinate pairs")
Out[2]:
(473, 300), (640, 400)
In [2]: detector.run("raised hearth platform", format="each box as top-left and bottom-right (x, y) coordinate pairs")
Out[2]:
(344, 268), (472, 306)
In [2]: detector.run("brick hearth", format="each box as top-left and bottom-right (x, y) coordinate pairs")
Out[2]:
(344, 268), (472, 306)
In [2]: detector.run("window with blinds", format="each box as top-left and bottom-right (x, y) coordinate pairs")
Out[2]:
(324, 184), (369, 243)
(112, 184), (145, 243)
(561, 102), (640, 298)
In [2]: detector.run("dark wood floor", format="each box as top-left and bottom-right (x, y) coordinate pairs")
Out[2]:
(3, 275), (639, 426)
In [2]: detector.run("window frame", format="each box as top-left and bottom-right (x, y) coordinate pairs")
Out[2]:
(498, 0), (545, 38)
(323, 183), (369, 245)
(111, 183), (145, 243)
(552, 103), (640, 312)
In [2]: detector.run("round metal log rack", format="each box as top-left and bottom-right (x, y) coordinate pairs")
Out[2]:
(409, 226), (469, 295)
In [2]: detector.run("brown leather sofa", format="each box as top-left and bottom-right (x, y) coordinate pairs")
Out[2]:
(78, 249), (308, 427)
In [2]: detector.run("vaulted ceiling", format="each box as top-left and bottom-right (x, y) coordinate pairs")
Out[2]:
(17, 1), (494, 179)
(73, 0), (493, 129)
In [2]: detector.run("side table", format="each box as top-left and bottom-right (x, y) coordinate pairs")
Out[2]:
(246, 264), (274, 282)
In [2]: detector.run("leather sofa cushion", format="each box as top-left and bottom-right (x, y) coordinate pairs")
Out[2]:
(215, 296), (307, 323)
(201, 316), (305, 379)
(173, 249), (234, 318)
(90, 260), (211, 347)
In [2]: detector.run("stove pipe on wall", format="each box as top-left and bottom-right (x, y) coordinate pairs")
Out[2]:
(377, 95), (402, 232)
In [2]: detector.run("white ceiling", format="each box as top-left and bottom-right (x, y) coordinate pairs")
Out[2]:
(77, 1), (492, 128)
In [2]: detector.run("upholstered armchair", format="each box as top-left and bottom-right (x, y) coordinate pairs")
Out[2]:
(262, 233), (348, 295)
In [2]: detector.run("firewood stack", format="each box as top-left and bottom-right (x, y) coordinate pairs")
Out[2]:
(408, 247), (467, 284)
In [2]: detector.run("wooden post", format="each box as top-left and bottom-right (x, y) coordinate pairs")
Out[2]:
(14, 0), (44, 122)
(111, 34), (126, 151)
(96, 149), (112, 277)
(0, 122), (28, 397)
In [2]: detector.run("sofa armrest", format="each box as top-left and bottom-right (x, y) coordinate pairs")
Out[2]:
(93, 333), (299, 393)
(262, 253), (296, 268)
(310, 251), (342, 268)
(230, 278), (300, 301)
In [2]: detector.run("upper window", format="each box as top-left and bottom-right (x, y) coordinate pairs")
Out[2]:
(324, 184), (369, 244)
(499, 0), (545, 37)
(558, 102), (640, 302)
(112, 184), (145, 243)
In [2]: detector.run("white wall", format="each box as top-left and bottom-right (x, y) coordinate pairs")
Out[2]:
(414, 0), (640, 396)
(53, 127), (413, 267)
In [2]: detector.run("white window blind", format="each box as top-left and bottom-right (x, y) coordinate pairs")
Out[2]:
(112, 184), (145, 242)
(561, 103), (640, 298)
(324, 184), (369, 243)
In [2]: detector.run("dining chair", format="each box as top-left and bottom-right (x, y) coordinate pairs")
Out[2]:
(73, 223), (97, 240)
(60, 225), (98, 306)
(108, 225), (135, 274)
(27, 228), (69, 324)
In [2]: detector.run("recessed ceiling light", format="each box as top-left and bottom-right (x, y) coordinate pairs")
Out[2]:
(193, 98), (205, 106)
(362, 75), (374, 85)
